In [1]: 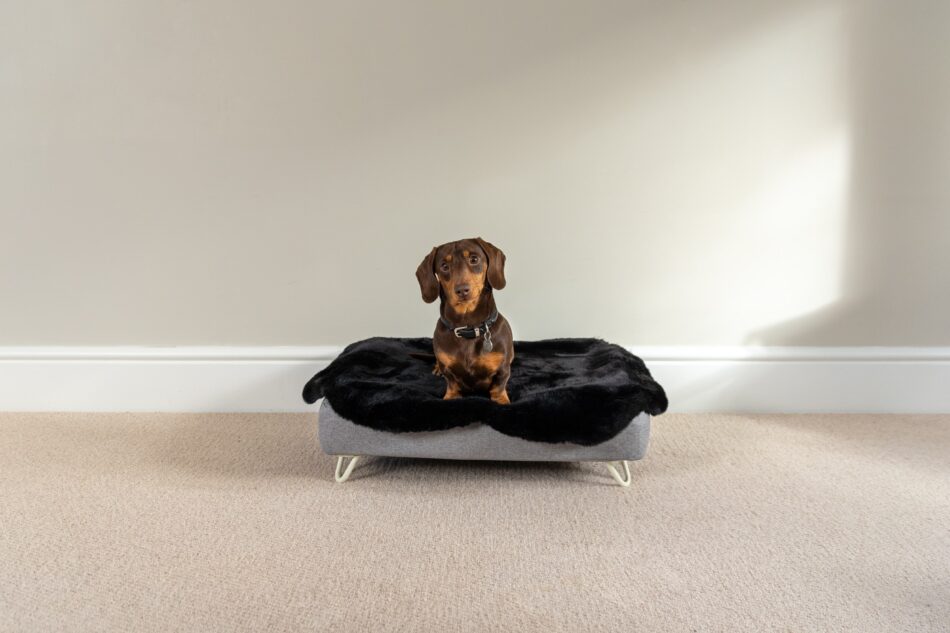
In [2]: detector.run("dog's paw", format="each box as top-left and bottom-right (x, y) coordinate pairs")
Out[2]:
(490, 389), (511, 405)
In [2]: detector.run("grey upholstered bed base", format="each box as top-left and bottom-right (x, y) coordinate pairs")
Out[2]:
(318, 400), (650, 486)
(319, 399), (650, 461)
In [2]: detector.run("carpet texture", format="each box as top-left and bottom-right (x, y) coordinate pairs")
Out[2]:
(0, 412), (947, 632)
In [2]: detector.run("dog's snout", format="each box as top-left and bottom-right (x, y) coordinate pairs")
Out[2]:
(454, 284), (471, 299)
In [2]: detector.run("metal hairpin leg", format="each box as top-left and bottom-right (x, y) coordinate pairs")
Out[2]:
(604, 460), (632, 487)
(334, 455), (629, 486)
(334, 455), (360, 483)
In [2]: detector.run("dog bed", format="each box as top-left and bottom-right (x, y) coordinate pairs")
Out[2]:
(303, 337), (667, 486)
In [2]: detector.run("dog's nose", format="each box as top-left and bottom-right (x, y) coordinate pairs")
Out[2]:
(454, 284), (471, 299)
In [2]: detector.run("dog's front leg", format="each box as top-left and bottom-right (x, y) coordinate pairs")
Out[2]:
(443, 381), (462, 400)
(489, 364), (511, 404)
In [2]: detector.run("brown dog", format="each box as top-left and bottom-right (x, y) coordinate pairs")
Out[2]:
(415, 237), (514, 404)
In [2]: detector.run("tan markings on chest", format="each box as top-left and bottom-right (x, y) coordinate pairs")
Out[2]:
(436, 351), (456, 370)
(476, 351), (506, 374)
(436, 349), (505, 381)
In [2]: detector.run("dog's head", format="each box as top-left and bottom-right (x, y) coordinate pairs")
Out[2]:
(415, 237), (506, 309)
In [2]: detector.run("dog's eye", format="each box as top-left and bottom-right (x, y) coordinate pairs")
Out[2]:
(440, 263), (449, 272)
(469, 256), (479, 265)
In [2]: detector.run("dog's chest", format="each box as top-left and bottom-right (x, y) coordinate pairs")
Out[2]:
(438, 346), (504, 387)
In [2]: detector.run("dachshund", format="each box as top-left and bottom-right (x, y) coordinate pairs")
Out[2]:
(415, 237), (514, 404)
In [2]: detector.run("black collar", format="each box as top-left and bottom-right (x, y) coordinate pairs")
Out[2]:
(440, 308), (499, 339)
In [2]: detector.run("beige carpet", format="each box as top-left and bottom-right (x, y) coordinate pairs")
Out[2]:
(0, 412), (947, 632)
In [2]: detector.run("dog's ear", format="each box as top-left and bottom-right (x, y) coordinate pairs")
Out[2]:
(475, 237), (506, 290)
(415, 246), (440, 303)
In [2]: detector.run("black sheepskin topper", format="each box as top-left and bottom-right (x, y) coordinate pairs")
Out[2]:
(303, 337), (667, 446)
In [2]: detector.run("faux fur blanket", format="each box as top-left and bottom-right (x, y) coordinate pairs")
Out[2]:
(303, 337), (667, 445)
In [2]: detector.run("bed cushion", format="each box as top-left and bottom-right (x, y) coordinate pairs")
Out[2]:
(303, 337), (667, 445)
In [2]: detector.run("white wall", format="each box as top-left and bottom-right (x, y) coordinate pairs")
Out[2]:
(2, 0), (948, 348)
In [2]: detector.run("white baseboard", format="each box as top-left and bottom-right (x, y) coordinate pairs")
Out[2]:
(642, 348), (950, 413)
(1, 346), (948, 413)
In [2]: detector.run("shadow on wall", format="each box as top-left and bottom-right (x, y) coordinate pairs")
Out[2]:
(746, 0), (950, 348)
(652, 1), (950, 412)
